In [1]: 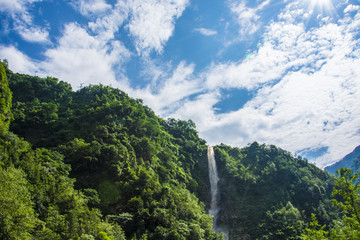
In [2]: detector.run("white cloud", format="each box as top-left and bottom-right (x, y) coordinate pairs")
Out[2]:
(0, 45), (42, 75)
(228, 0), (273, 38)
(194, 28), (217, 36)
(15, 24), (49, 43)
(129, 61), (201, 116)
(0, 0), (49, 43)
(77, 0), (189, 55)
(344, 4), (360, 13)
(126, 0), (189, 55)
(72, 0), (112, 16)
(87, 5), (128, 41)
(1, 22), (131, 90)
(230, 1), (261, 37)
(258, 0), (271, 10)
(42, 23), (130, 89)
(0, 0), (41, 13)
(169, 91), (220, 131)
(164, 2), (360, 168)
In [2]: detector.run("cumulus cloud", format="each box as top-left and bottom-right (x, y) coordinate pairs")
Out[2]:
(42, 23), (130, 89)
(0, 45), (42, 74)
(125, 0), (189, 55)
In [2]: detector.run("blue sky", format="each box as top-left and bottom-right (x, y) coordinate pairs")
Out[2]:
(1, 0), (360, 168)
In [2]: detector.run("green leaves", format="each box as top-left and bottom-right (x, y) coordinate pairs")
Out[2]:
(0, 167), (36, 239)
(215, 143), (337, 239)
(302, 213), (329, 240)
(302, 168), (360, 239)
(331, 168), (360, 238)
(0, 61), (12, 134)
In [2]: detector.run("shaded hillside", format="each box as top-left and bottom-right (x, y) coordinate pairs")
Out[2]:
(325, 145), (360, 175)
(3, 62), (342, 239)
(214, 143), (340, 239)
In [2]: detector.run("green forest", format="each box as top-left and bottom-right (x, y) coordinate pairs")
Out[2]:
(1, 60), (359, 239)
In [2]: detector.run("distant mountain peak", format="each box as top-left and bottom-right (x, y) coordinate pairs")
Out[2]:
(325, 145), (360, 175)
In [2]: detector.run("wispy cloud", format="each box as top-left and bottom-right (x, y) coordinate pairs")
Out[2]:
(0, 0), (49, 43)
(0, 0), (42, 12)
(229, 0), (272, 38)
(194, 28), (217, 36)
(87, 4), (128, 41)
(230, 1), (260, 37)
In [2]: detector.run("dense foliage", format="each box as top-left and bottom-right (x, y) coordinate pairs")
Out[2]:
(0, 62), (125, 239)
(303, 168), (360, 239)
(1, 61), (346, 239)
(214, 143), (340, 239)
(3, 62), (222, 240)
(0, 60), (12, 134)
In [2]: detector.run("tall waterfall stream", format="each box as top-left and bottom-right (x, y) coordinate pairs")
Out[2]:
(207, 146), (219, 226)
(207, 146), (229, 239)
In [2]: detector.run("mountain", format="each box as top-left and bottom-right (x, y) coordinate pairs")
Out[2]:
(325, 145), (360, 175)
(214, 143), (339, 239)
(1, 61), (342, 239)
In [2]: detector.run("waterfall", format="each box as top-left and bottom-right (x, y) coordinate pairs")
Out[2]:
(208, 146), (229, 239)
(207, 146), (219, 229)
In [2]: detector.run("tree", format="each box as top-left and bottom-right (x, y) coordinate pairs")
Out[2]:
(302, 168), (360, 239)
(0, 61), (12, 134)
(0, 167), (37, 239)
(260, 201), (305, 239)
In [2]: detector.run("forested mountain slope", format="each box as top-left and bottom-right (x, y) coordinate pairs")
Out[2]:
(214, 144), (339, 239)
(1, 61), (342, 239)
(1, 62), (126, 239)
(3, 62), (221, 239)
(325, 145), (360, 175)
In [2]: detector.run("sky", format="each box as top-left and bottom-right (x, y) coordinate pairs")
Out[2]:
(0, 0), (360, 168)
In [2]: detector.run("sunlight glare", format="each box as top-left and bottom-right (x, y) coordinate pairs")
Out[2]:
(307, 0), (335, 15)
